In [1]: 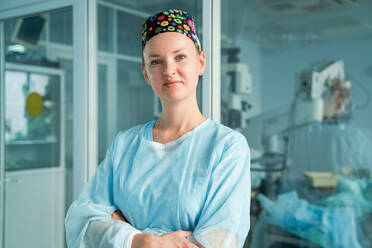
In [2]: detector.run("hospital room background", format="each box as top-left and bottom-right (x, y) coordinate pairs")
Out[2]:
(0, 0), (372, 247)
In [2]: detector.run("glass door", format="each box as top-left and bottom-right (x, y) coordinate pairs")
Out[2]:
(1, 8), (73, 248)
(219, 0), (372, 247)
(4, 63), (65, 248)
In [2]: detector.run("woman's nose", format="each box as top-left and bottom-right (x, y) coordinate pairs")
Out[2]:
(163, 60), (176, 77)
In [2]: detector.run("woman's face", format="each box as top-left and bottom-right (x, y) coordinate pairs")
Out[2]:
(142, 32), (206, 104)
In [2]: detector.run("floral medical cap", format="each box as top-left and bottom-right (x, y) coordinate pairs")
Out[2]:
(141, 9), (201, 51)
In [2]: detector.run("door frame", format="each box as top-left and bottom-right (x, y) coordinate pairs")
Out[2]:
(202, 0), (221, 122)
(0, 21), (5, 248)
(97, 55), (117, 160)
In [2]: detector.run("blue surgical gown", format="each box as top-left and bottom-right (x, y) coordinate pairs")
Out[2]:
(65, 119), (251, 247)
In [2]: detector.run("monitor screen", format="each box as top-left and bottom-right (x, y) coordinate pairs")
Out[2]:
(12, 15), (46, 48)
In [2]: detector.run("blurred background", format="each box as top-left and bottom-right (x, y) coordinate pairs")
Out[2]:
(0, 0), (371, 247)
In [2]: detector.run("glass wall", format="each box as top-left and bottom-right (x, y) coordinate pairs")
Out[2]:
(221, 0), (372, 247)
(97, 0), (203, 162)
(1, 8), (73, 248)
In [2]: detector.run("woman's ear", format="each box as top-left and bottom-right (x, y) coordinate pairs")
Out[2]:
(142, 64), (150, 85)
(199, 51), (206, 76)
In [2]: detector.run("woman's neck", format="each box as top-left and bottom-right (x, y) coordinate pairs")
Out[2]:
(156, 97), (205, 138)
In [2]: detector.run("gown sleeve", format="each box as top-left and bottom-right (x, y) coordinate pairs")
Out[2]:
(64, 135), (141, 248)
(191, 134), (251, 248)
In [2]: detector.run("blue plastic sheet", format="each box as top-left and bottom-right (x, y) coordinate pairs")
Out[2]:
(258, 190), (364, 248)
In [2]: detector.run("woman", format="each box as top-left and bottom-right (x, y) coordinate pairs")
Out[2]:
(65, 9), (251, 248)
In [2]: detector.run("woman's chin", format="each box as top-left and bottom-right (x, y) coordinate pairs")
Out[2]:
(161, 93), (193, 104)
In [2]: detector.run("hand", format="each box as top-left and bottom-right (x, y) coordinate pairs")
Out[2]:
(132, 230), (199, 248)
(111, 210), (128, 223)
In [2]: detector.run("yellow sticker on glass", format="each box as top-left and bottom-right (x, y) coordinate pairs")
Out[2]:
(26, 92), (43, 118)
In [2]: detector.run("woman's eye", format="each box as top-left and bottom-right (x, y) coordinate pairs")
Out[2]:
(176, 55), (185, 60)
(150, 60), (161, 65)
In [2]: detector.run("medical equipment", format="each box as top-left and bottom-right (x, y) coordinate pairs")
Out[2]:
(245, 60), (351, 151)
(300, 60), (352, 121)
(243, 99), (324, 153)
(223, 63), (252, 95)
(221, 47), (253, 129)
(242, 60), (352, 197)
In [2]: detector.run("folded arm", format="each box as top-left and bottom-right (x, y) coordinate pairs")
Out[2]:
(65, 137), (141, 248)
(191, 134), (251, 248)
(109, 134), (251, 248)
(111, 210), (201, 248)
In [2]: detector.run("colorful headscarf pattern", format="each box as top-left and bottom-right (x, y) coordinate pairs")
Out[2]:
(141, 9), (201, 51)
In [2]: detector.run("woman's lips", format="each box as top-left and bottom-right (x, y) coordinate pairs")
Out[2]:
(164, 81), (181, 87)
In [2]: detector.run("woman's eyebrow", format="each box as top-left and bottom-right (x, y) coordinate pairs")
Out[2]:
(149, 49), (187, 58)
(172, 49), (186, 54)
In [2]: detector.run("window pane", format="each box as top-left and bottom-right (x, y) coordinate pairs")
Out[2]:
(49, 9), (73, 45)
(221, 0), (372, 247)
(116, 10), (143, 57)
(5, 70), (61, 170)
(98, 5), (114, 52)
